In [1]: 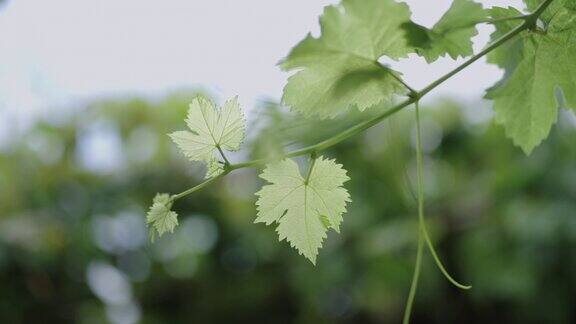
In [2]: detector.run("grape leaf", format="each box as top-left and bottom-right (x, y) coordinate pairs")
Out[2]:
(255, 157), (351, 264)
(402, 0), (487, 63)
(280, 0), (413, 119)
(485, 1), (576, 154)
(147, 193), (178, 242)
(485, 7), (525, 71)
(169, 96), (245, 177)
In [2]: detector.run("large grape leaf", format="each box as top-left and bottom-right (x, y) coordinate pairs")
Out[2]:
(280, 0), (413, 119)
(402, 0), (488, 63)
(485, 0), (576, 154)
(169, 96), (245, 177)
(255, 157), (351, 264)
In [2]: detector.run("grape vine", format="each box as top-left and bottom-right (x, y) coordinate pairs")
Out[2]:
(146, 0), (573, 321)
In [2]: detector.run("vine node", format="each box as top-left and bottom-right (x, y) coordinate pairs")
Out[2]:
(408, 91), (421, 101)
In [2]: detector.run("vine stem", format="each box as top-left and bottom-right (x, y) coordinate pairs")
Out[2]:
(171, 171), (229, 201)
(171, 0), (556, 200)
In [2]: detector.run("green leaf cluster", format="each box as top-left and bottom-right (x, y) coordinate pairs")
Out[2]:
(280, 0), (489, 118)
(486, 0), (576, 153)
(150, 0), (575, 265)
(281, 0), (575, 153)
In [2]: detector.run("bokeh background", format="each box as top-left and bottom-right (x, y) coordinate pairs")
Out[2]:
(1, 0), (575, 323)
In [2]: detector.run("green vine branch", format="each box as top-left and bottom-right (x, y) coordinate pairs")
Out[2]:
(148, 0), (563, 321)
(171, 172), (229, 201)
(172, 0), (556, 204)
(166, 2), (556, 290)
(165, 0), (556, 300)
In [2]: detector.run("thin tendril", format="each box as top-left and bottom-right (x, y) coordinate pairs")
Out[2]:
(414, 101), (471, 290)
(402, 227), (424, 324)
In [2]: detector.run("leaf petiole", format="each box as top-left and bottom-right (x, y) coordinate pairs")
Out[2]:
(304, 152), (318, 184)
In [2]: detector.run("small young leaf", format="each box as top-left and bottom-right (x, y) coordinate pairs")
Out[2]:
(402, 0), (488, 63)
(485, 1), (576, 154)
(146, 193), (178, 241)
(169, 96), (245, 177)
(255, 157), (351, 264)
(280, 0), (413, 119)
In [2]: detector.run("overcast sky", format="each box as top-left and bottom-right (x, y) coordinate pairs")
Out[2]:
(0, 0), (525, 130)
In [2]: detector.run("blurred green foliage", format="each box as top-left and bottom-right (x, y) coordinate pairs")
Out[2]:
(0, 93), (575, 323)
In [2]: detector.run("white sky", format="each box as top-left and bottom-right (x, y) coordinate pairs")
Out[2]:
(0, 0), (524, 130)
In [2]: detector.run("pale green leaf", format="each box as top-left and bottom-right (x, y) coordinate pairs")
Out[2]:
(280, 0), (413, 119)
(169, 96), (245, 177)
(147, 193), (178, 241)
(255, 157), (351, 264)
(486, 1), (576, 154)
(402, 0), (488, 63)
